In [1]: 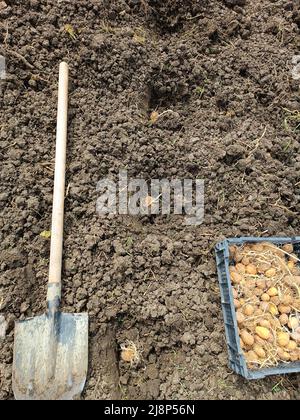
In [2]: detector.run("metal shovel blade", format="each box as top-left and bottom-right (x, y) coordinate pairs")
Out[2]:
(12, 312), (88, 400)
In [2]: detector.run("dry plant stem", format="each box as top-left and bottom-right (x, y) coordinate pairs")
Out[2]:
(4, 48), (35, 70)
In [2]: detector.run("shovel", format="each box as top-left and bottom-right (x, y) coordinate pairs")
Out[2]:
(12, 62), (88, 400)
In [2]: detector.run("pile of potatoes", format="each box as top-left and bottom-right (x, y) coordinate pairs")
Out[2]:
(229, 242), (300, 369)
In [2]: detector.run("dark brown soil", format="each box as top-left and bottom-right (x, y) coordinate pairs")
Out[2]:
(1, 0), (300, 400)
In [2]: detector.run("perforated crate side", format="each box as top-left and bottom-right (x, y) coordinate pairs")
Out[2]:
(215, 240), (248, 378)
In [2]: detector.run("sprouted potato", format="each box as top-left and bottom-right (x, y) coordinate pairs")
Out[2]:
(229, 242), (300, 369)
(120, 340), (142, 367)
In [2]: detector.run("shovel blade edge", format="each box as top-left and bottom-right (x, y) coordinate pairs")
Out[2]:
(12, 312), (88, 400)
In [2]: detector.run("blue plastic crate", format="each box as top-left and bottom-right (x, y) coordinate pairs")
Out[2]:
(215, 236), (300, 379)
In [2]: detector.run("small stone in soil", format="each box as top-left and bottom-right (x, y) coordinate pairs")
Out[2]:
(0, 193), (9, 202)
(20, 302), (30, 314)
(28, 78), (37, 88)
(181, 332), (196, 345)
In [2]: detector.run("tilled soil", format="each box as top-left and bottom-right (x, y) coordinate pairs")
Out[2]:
(1, 0), (300, 400)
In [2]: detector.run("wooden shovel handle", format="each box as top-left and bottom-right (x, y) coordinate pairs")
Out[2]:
(48, 62), (69, 292)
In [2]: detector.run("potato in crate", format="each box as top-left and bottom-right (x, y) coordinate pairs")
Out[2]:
(215, 237), (300, 379)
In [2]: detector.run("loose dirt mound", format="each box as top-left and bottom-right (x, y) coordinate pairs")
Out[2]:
(0, 0), (299, 399)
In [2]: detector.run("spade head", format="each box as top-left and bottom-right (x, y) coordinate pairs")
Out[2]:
(12, 312), (88, 400)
